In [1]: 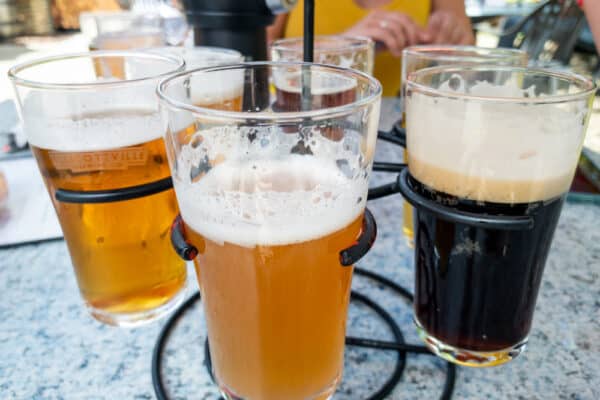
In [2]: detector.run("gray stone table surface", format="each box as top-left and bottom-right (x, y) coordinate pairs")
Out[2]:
(1, 99), (600, 400)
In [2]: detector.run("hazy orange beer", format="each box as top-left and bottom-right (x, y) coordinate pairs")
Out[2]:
(10, 52), (187, 326)
(159, 62), (382, 399)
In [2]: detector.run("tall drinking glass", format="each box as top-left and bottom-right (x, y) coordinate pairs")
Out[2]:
(9, 51), (187, 326)
(403, 65), (595, 366)
(158, 62), (381, 399)
(148, 46), (243, 111)
(400, 46), (528, 247)
(271, 35), (374, 74)
(148, 46), (243, 70)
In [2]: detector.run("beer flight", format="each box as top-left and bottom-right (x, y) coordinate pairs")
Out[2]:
(8, 40), (595, 399)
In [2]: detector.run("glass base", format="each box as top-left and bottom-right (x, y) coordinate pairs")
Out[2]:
(86, 285), (187, 327)
(217, 375), (339, 400)
(415, 318), (528, 367)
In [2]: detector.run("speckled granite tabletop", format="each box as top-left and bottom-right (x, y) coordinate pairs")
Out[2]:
(1, 100), (599, 400)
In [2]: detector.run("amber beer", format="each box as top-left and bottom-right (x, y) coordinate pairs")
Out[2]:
(274, 71), (357, 111)
(273, 70), (358, 141)
(177, 155), (365, 400)
(30, 108), (186, 323)
(400, 116), (413, 243)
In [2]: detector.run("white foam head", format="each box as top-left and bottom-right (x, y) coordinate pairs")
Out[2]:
(189, 69), (244, 106)
(174, 126), (368, 248)
(21, 90), (163, 151)
(406, 75), (588, 203)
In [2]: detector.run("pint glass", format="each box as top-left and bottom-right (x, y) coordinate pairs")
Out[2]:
(271, 35), (374, 74)
(400, 46), (528, 247)
(9, 52), (187, 326)
(148, 46), (243, 112)
(158, 62), (381, 399)
(403, 66), (595, 366)
(271, 36), (374, 116)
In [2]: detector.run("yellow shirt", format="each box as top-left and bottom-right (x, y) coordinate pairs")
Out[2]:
(284, 0), (431, 97)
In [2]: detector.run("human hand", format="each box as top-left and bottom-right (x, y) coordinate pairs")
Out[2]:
(419, 10), (474, 45)
(344, 10), (425, 56)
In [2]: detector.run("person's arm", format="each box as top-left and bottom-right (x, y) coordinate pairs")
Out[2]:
(422, 0), (475, 45)
(583, 1), (600, 54)
(267, 14), (289, 45)
(344, 10), (424, 57)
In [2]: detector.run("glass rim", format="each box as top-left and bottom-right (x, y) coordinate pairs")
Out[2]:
(270, 35), (374, 54)
(157, 61), (382, 122)
(8, 50), (186, 90)
(146, 45), (243, 59)
(402, 45), (527, 63)
(406, 65), (596, 104)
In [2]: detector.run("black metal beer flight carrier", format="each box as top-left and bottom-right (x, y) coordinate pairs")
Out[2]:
(48, 1), (464, 398)
(156, 1), (462, 399)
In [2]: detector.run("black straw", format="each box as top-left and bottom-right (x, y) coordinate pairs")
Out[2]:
(301, 0), (315, 111)
(303, 0), (314, 62)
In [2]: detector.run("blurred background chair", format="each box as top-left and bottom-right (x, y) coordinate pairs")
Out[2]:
(495, 0), (588, 65)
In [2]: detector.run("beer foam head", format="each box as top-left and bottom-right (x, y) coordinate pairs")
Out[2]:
(174, 126), (369, 248)
(406, 74), (589, 203)
(21, 91), (163, 151)
(12, 53), (182, 151)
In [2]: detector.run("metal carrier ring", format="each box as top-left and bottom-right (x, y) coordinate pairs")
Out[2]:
(54, 177), (173, 204)
(171, 208), (378, 267)
(151, 268), (457, 400)
(397, 169), (535, 230)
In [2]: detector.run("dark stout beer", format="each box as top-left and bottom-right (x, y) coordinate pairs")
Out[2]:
(410, 175), (565, 353)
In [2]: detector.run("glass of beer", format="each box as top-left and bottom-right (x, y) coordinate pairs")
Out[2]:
(271, 35), (374, 74)
(147, 46), (243, 112)
(89, 12), (165, 51)
(158, 62), (381, 399)
(148, 46), (243, 70)
(400, 46), (528, 248)
(88, 13), (166, 79)
(403, 65), (595, 366)
(9, 51), (188, 327)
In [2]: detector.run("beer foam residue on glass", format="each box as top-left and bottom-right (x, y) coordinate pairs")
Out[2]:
(406, 74), (589, 203)
(21, 93), (163, 152)
(273, 70), (358, 95)
(189, 69), (244, 106)
(175, 126), (368, 248)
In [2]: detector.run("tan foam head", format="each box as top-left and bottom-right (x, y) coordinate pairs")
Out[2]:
(406, 76), (588, 203)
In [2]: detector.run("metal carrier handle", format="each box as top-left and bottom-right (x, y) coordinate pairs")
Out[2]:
(377, 120), (406, 148)
(368, 120), (406, 200)
(170, 208), (377, 266)
(54, 177), (173, 204)
(397, 169), (535, 231)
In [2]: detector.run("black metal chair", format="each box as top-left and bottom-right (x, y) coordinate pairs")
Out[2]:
(495, 0), (587, 65)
